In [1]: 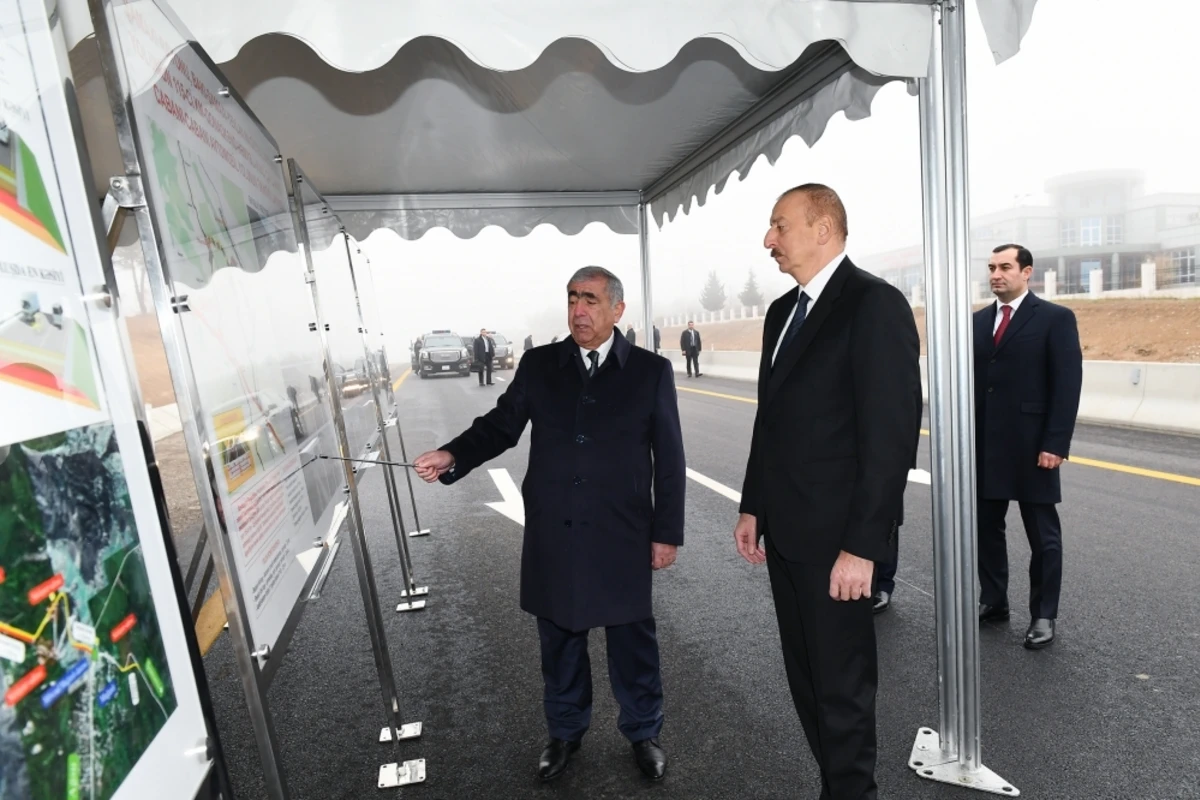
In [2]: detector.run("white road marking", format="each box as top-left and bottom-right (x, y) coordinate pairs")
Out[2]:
(495, 376), (507, 382)
(686, 467), (932, 502)
(486, 468), (525, 525)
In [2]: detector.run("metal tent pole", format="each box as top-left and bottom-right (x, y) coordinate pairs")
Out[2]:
(638, 200), (655, 348)
(909, 2), (1017, 795)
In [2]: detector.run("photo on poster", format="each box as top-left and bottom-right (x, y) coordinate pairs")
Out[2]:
(0, 423), (177, 800)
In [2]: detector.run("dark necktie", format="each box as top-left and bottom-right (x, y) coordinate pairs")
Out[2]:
(776, 292), (811, 357)
(587, 350), (599, 378)
(993, 304), (1012, 346)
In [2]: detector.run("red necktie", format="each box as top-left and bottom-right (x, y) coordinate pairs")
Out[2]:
(993, 304), (1012, 346)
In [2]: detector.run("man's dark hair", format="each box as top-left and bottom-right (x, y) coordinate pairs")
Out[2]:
(993, 243), (1033, 269)
(779, 183), (849, 238)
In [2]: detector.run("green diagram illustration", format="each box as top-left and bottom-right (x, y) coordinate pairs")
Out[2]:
(0, 424), (176, 800)
(0, 125), (66, 254)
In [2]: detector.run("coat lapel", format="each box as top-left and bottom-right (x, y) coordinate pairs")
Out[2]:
(993, 293), (1040, 355)
(758, 289), (794, 403)
(765, 260), (853, 405)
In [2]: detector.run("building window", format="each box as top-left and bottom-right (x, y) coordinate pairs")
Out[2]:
(1080, 217), (1102, 246)
(1105, 215), (1123, 245)
(1059, 219), (1078, 247)
(1171, 248), (1197, 284)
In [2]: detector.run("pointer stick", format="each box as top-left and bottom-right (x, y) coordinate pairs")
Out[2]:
(318, 455), (417, 468)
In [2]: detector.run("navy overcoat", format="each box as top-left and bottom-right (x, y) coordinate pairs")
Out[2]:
(439, 329), (686, 631)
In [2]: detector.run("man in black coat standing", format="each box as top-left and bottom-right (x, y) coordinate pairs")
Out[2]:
(680, 321), (703, 377)
(474, 327), (495, 386)
(734, 184), (921, 800)
(975, 244), (1082, 650)
(414, 266), (685, 784)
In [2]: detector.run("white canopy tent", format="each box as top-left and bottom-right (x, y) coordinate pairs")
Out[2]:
(64, 0), (1036, 794)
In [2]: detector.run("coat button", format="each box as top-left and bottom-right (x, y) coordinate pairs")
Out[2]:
(987, 387), (994, 392)
(572, 476), (583, 485)
(990, 358), (996, 364)
(564, 520), (572, 528)
(575, 434), (587, 444)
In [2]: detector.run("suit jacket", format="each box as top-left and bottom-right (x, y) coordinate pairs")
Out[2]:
(680, 329), (702, 355)
(474, 335), (494, 362)
(439, 329), (686, 631)
(973, 293), (1082, 504)
(740, 259), (922, 564)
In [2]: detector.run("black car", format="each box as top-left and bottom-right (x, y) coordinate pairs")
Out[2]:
(487, 332), (515, 369)
(417, 331), (471, 378)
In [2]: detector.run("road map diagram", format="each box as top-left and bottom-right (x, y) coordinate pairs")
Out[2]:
(0, 423), (176, 800)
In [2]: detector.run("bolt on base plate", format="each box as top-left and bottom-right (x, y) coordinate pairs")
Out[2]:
(910, 728), (1019, 796)
(379, 722), (423, 742)
(400, 586), (429, 598)
(407, 529), (431, 538)
(396, 599), (427, 612)
(378, 759), (425, 789)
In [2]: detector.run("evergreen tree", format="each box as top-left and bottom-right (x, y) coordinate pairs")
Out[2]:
(699, 270), (727, 312)
(738, 269), (765, 308)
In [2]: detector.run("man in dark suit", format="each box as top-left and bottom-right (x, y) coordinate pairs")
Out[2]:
(626, 324), (637, 346)
(680, 322), (703, 377)
(474, 328), (495, 386)
(414, 266), (685, 783)
(653, 325), (661, 354)
(734, 184), (921, 800)
(975, 244), (1082, 650)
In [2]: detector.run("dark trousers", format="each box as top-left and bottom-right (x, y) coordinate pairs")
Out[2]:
(537, 617), (664, 744)
(873, 523), (899, 595)
(766, 538), (878, 800)
(477, 356), (493, 384)
(977, 499), (1062, 619)
(684, 351), (700, 376)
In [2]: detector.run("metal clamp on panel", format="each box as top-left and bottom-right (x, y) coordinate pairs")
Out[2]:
(107, 175), (146, 209)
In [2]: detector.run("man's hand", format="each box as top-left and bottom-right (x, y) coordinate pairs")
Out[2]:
(1037, 452), (1065, 469)
(651, 543), (677, 570)
(413, 450), (454, 483)
(829, 550), (874, 601)
(734, 513), (765, 565)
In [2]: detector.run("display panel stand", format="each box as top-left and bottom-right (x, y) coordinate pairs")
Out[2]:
(288, 163), (426, 780)
(89, 0), (422, 793)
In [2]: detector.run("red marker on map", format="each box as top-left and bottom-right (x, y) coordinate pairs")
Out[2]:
(4, 664), (47, 706)
(110, 613), (137, 643)
(0, 565), (6, 584)
(27, 574), (64, 605)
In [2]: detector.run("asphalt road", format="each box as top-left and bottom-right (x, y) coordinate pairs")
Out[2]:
(203, 364), (1200, 800)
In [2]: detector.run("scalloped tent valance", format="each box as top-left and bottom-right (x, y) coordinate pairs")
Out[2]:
(64, 0), (1037, 240)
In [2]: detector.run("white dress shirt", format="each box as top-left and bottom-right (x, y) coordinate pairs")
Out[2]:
(579, 329), (616, 371)
(771, 250), (847, 365)
(993, 290), (1029, 335)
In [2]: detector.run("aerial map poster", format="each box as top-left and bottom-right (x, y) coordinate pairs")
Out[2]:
(112, 0), (345, 650)
(1, 1), (211, 798)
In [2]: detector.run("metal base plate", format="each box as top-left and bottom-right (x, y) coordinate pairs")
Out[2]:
(396, 599), (427, 612)
(407, 529), (431, 538)
(378, 759), (426, 789)
(910, 728), (1019, 796)
(401, 586), (429, 598)
(379, 722), (423, 742)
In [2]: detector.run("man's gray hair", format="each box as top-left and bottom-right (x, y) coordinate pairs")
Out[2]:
(568, 266), (624, 306)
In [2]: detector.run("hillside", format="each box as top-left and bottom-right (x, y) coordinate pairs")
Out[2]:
(661, 298), (1200, 363)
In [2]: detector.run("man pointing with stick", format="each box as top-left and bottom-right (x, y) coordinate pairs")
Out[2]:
(414, 266), (686, 785)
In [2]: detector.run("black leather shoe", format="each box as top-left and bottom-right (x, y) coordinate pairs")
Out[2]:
(632, 738), (667, 781)
(538, 739), (580, 782)
(978, 603), (1010, 623)
(1024, 618), (1055, 650)
(872, 591), (891, 615)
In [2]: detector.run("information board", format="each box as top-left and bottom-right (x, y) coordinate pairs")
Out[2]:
(294, 182), (382, 460)
(103, 0), (345, 650)
(0, 1), (212, 797)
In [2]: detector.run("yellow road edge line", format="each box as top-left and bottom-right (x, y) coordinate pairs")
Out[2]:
(680, 386), (1199, 487)
(676, 385), (756, 405)
(195, 591), (227, 657)
(392, 367), (412, 392)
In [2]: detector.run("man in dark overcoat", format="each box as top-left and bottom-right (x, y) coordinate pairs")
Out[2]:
(414, 266), (685, 783)
(975, 244), (1083, 649)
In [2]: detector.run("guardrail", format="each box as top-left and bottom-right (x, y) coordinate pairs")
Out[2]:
(671, 351), (1200, 435)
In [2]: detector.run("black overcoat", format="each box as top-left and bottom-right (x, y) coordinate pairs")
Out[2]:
(439, 329), (686, 631)
(973, 293), (1083, 504)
